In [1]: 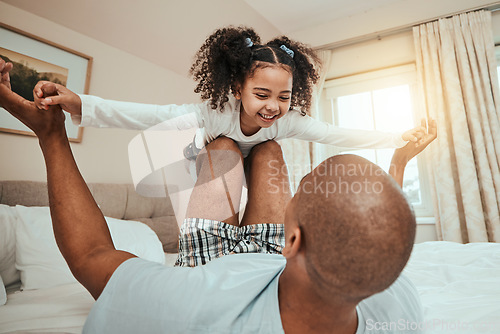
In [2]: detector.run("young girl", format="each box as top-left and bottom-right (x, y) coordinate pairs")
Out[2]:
(32, 26), (426, 266)
(34, 26), (423, 161)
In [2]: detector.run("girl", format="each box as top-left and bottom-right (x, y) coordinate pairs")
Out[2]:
(32, 26), (427, 266)
(34, 26), (424, 161)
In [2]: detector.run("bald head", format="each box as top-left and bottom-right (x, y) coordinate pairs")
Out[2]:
(293, 154), (415, 303)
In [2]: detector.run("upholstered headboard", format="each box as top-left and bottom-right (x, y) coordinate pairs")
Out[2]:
(0, 181), (179, 253)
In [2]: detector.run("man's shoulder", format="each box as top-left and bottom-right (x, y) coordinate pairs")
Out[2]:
(112, 253), (286, 285)
(206, 253), (286, 271)
(85, 254), (286, 333)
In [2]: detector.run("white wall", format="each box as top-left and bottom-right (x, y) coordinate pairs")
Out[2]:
(326, 10), (500, 80)
(290, 0), (497, 48)
(318, 10), (500, 243)
(0, 2), (198, 184)
(2, 3), (498, 242)
(323, 34), (438, 242)
(326, 30), (416, 79)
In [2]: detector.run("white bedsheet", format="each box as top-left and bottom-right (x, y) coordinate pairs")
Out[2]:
(0, 254), (178, 334)
(0, 282), (93, 333)
(403, 241), (500, 334)
(0, 242), (499, 333)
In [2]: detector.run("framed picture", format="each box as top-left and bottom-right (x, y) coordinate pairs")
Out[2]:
(0, 23), (92, 142)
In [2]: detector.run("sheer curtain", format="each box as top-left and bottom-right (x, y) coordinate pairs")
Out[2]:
(280, 50), (332, 192)
(413, 10), (500, 242)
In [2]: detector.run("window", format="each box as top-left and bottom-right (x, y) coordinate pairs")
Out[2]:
(494, 45), (500, 96)
(320, 64), (433, 217)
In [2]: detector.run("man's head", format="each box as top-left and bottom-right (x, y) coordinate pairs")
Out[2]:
(282, 154), (416, 304)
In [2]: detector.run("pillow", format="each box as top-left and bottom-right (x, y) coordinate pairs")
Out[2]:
(15, 205), (165, 290)
(0, 275), (6, 306)
(0, 204), (19, 286)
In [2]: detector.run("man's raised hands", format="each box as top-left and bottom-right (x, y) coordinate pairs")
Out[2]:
(33, 80), (82, 117)
(0, 58), (66, 141)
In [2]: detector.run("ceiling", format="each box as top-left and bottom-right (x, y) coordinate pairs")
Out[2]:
(243, 0), (405, 33)
(2, 0), (497, 77)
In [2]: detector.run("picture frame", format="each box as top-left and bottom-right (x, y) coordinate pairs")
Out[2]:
(0, 23), (92, 143)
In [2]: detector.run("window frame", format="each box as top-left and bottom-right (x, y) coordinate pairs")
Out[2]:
(318, 64), (434, 218)
(495, 45), (500, 88)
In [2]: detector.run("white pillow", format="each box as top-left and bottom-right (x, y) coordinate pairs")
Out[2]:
(0, 204), (19, 286)
(15, 205), (165, 290)
(0, 275), (6, 306)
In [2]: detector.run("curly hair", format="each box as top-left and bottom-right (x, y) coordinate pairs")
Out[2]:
(189, 26), (321, 115)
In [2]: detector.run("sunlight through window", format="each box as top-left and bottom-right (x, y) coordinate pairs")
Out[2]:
(322, 64), (431, 214)
(335, 85), (421, 204)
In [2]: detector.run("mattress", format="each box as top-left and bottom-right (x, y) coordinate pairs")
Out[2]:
(403, 241), (500, 334)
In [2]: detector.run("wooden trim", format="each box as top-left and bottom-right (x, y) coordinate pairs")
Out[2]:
(0, 22), (92, 63)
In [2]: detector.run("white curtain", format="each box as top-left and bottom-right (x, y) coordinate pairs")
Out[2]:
(413, 10), (500, 242)
(281, 50), (333, 192)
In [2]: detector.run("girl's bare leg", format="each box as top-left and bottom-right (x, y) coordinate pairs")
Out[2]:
(241, 140), (292, 226)
(185, 137), (244, 226)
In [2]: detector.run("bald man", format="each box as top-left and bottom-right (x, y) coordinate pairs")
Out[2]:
(0, 58), (434, 333)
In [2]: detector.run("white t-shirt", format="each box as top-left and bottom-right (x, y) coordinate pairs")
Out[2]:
(83, 254), (423, 333)
(75, 95), (407, 157)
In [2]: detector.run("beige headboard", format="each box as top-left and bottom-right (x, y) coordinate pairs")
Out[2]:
(0, 181), (179, 253)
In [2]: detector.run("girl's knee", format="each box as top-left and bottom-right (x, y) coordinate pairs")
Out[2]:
(249, 140), (284, 160)
(196, 137), (243, 176)
(208, 136), (241, 153)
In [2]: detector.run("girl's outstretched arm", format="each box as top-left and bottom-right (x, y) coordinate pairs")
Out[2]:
(33, 80), (203, 132)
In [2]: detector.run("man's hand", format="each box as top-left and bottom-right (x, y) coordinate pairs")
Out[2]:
(0, 59), (66, 141)
(34, 81), (82, 117)
(2, 58), (134, 300)
(0, 59), (13, 90)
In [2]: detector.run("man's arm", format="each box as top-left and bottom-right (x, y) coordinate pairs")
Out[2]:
(389, 118), (437, 187)
(0, 59), (135, 300)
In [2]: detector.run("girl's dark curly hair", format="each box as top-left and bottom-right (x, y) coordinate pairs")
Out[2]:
(189, 26), (321, 115)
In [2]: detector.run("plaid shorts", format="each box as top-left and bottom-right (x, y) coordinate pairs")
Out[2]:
(175, 218), (285, 267)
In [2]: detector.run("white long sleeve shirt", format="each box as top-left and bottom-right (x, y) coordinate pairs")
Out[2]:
(75, 95), (407, 157)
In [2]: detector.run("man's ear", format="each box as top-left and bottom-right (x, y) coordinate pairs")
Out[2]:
(282, 226), (302, 259)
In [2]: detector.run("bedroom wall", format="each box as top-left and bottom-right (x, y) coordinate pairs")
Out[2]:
(2, 3), (498, 244)
(325, 11), (500, 79)
(321, 31), (437, 243)
(0, 2), (199, 184)
(290, 0), (497, 48)
(316, 10), (500, 243)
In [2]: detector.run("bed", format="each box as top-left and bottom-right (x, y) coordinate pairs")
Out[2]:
(1, 181), (499, 333)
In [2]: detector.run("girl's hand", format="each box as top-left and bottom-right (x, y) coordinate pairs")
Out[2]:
(395, 118), (437, 165)
(389, 118), (437, 187)
(402, 124), (427, 142)
(33, 81), (82, 117)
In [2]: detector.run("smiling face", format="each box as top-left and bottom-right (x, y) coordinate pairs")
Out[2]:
(235, 64), (293, 136)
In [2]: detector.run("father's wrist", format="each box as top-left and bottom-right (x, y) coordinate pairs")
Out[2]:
(38, 129), (69, 150)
